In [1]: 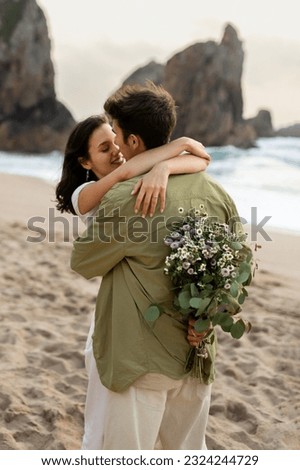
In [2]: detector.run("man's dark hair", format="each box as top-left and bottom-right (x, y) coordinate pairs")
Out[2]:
(104, 81), (177, 149)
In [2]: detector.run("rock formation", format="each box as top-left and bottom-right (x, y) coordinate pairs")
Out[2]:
(123, 60), (164, 87)
(121, 24), (274, 148)
(276, 123), (300, 138)
(246, 110), (274, 138)
(0, 0), (75, 153)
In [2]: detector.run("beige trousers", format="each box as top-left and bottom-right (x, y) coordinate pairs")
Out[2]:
(82, 314), (212, 450)
(102, 373), (212, 450)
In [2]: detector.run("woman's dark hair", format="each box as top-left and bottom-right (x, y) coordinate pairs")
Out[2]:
(55, 115), (108, 214)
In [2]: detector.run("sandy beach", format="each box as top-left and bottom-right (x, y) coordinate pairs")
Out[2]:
(0, 172), (299, 450)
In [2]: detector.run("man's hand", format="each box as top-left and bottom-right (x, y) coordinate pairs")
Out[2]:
(187, 318), (211, 347)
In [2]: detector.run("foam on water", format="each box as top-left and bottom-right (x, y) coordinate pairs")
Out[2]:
(1, 137), (300, 234)
(206, 138), (300, 234)
(0, 151), (63, 183)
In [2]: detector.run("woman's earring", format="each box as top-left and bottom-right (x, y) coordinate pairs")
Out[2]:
(86, 169), (90, 182)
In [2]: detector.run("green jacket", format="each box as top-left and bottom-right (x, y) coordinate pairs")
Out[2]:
(71, 172), (248, 392)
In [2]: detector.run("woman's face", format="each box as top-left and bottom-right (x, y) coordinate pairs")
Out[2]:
(84, 123), (125, 178)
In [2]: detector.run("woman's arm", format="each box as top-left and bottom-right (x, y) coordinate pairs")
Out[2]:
(133, 154), (210, 217)
(119, 137), (210, 181)
(77, 137), (210, 214)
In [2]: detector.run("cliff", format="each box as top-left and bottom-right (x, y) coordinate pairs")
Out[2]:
(0, 0), (75, 153)
(122, 24), (273, 148)
(276, 123), (300, 138)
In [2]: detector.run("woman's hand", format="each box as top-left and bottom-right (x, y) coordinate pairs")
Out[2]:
(182, 137), (211, 162)
(131, 162), (170, 217)
(130, 138), (210, 218)
(187, 318), (211, 347)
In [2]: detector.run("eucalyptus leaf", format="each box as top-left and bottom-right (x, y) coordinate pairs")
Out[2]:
(190, 283), (199, 297)
(225, 294), (242, 313)
(212, 312), (224, 326)
(215, 312), (233, 327)
(236, 262), (251, 284)
(230, 241), (243, 250)
(236, 271), (251, 284)
(194, 318), (211, 333)
(199, 285), (214, 297)
(221, 323), (233, 332)
(200, 289), (210, 298)
(182, 284), (191, 293)
(239, 261), (252, 273)
(144, 305), (161, 323)
(230, 319), (246, 339)
(189, 297), (202, 309)
(230, 281), (239, 298)
(221, 293), (229, 304)
(195, 297), (212, 315)
(178, 290), (191, 309)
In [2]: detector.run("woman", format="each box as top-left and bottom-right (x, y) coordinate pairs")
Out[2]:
(56, 114), (210, 219)
(56, 114), (211, 449)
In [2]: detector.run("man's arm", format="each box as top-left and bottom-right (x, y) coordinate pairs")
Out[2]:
(71, 194), (127, 279)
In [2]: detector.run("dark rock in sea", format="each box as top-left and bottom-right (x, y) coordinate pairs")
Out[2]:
(276, 123), (300, 138)
(246, 110), (275, 138)
(0, 0), (75, 153)
(121, 24), (274, 148)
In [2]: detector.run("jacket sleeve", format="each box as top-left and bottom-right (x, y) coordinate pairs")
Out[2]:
(70, 198), (127, 279)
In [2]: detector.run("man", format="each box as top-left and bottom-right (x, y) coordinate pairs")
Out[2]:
(71, 82), (250, 450)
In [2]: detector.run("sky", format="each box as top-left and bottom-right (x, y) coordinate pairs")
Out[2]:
(37, 0), (300, 129)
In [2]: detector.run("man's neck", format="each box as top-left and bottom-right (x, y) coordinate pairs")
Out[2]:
(126, 143), (147, 160)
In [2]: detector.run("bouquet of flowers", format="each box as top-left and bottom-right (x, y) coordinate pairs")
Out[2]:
(145, 206), (254, 377)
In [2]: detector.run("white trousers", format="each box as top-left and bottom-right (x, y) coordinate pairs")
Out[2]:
(81, 313), (108, 450)
(82, 314), (212, 450)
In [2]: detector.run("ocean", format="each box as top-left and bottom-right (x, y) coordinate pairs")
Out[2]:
(1, 137), (300, 235)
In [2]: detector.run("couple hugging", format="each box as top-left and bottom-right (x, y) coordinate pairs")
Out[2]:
(56, 82), (251, 450)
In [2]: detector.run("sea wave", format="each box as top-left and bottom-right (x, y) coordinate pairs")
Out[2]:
(206, 138), (300, 234)
(1, 137), (300, 234)
(0, 150), (63, 183)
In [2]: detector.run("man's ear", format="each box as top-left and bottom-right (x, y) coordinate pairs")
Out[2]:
(78, 157), (91, 170)
(128, 134), (141, 150)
